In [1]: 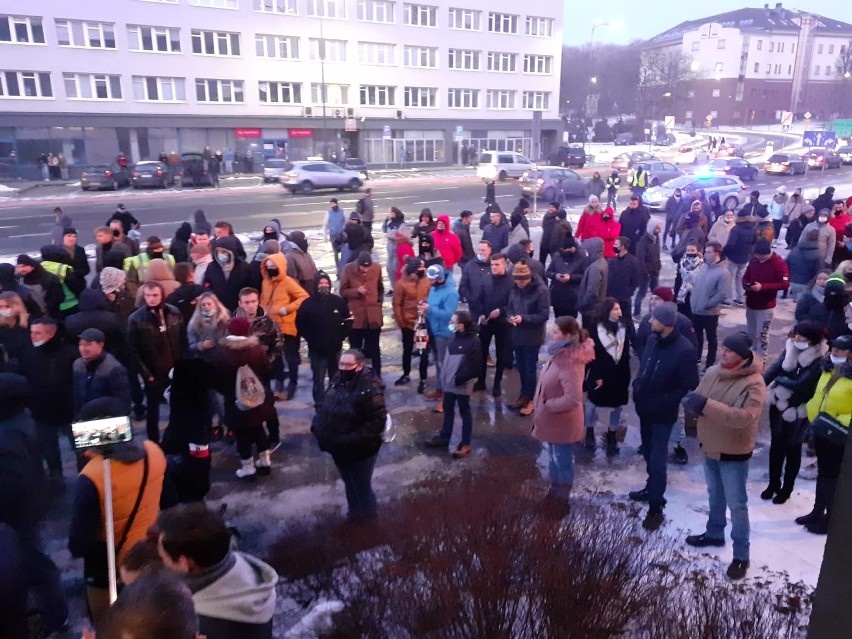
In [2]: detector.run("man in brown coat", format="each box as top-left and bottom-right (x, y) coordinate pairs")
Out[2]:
(392, 259), (431, 387)
(339, 251), (384, 379)
(681, 331), (766, 581)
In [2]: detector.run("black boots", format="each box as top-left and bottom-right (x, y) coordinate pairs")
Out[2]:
(605, 430), (619, 457)
(796, 476), (828, 526)
(760, 483), (780, 501)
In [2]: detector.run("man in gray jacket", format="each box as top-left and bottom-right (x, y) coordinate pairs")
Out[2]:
(689, 242), (732, 369)
(357, 188), (376, 234)
(577, 237), (608, 327)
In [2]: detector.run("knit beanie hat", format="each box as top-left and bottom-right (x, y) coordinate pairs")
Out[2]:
(651, 286), (674, 303)
(16, 254), (38, 267)
(723, 331), (753, 360)
(63, 227), (77, 237)
(512, 261), (532, 281)
(146, 237), (164, 252)
(260, 239), (280, 255)
(227, 317), (250, 337)
(99, 267), (126, 295)
(651, 301), (677, 327)
(792, 320), (825, 345)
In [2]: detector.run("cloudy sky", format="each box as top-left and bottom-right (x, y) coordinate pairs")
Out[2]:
(562, 1), (852, 45)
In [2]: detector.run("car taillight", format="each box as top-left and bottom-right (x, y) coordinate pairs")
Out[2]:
(287, 172), (298, 178)
(536, 179), (544, 185)
(132, 172), (140, 177)
(156, 169), (163, 176)
(104, 170), (112, 177)
(781, 162), (790, 166)
(741, 184), (747, 190)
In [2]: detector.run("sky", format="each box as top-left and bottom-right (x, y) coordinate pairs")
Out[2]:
(562, 1), (852, 45)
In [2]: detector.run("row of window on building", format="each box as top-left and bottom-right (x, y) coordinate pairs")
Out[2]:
(0, 71), (552, 110)
(691, 38), (848, 56)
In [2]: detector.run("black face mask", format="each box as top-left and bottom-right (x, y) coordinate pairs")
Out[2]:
(416, 270), (425, 278)
(112, 230), (121, 238)
(149, 251), (164, 260)
(602, 215), (611, 221)
(339, 369), (357, 383)
(267, 267), (280, 278)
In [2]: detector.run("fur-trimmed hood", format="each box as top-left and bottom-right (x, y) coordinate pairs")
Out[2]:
(219, 335), (260, 350)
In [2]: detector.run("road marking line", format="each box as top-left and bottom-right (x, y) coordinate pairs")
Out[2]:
(413, 199), (450, 204)
(8, 233), (47, 238)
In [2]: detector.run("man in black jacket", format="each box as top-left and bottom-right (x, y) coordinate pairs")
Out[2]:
(539, 202), (560, 268)
(72, 328), (131, 417)
(60, 227), (91, 281)
(607, 236), (642, 344)
(15, 254), (64, 320)
(459, 240), (492, 322)
(296, 272), (352, 404)
(475, 253), (514, 396)
(20, 317), (78, 479)
(635, 219), (663, 316)
(629, 302), (699, 531)
(203, 235), (258, 312)
(811, 186), (835, 215)
(618, 196), (651, 255)
(454, 210), (476, 269)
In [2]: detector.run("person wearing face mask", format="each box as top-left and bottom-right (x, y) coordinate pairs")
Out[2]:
(15, 254), (64, 320)
(795, 334), (852, 535)
(583, 206), (621, 258)
(822, 273), (852, 341)
(546, 232), (585, 320)
(296, 272), (352, 405)
(795, 270), (833, 325)
(762, 321), (828, 505)
(421, 265), (460, 412)
(605, 170), (620, 209)
(742, 239), (790, 360)
(127, 282), (184, 442)
(431, 214), (463, 271)
(803, 209), (837, 268)
(109, 220), (140, 257)
(392, 259), (431, 389)
(460, 240), (492, 324)
(708, 209), (735, 247)
(785, 229), (823, 301)
(424, 311), (482, 458)
(202, 235), (258, 313)
(607, 236), (642, 345)
(828, 204), (852, 269)
(0, 292), (31, 373)
(311, 349), (387, 522)
(674, 241), (704, 318)
(618, 196), (651, 255)
(187, 292), (230, 363)
(811, 186), (836, 216)
(785, 203), (815, 250)
(124, 236), (176, 291)
(575, 195), (603, 243)
(663, 188), (683, 249)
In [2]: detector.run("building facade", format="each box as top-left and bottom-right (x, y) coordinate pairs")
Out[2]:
(644, 3), (852, 127)
(0, 0), (564, 176)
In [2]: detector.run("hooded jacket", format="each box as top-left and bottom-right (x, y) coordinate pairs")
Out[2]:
(165, 281), (207, 326)
(393, 273), (431, 330)
(785, 234), (823, 285)
(577, 238), (608, 313)
(437, 327), (482, 395)
(618, 205), (651, 254)
(575, 204), (602, 241)
(806, 358), (852, 425)
(532, 338), (596, 445)
(459, 257), (491, 318)
(689, 259), (732, 316)
(127, 302), (184, 379)
(193, 209), (212, 235)
(707, 216), (734, 246)
(695, 357), (766, 460)
(633, 329), (699, 424)
(394, 234), (417, 281)
(211, 335), (273, 431)
(635, 219), (662, 278)
(546, 245), (585, 312)
(281, 234), (318, 294)
(507, 277), (551, 347)
(426, 278), (460, 338)
(295, 273), (351, 354)
(203, 236), (259, 312)
(742, 253), (789, 310)
(171, 222), (192, 263)
(765, 338), (828, 421)
(339, 260), (384, 329)
(583, 212), (621, 258)
(803, 219), (836, 266)
(20, 332), (78, 423)
(64, 289), (127, 358)
(431, 215), (463, 269)
(135, 258), (180, 305)
(259, 253), (308, 337)
(723, 215), (758, 266)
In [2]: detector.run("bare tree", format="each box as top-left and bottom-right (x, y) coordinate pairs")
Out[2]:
(829, 39), (852, 118)
(636, 48), (698, 130)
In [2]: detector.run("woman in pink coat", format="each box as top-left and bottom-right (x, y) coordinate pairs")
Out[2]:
(532, 315), (596, 510)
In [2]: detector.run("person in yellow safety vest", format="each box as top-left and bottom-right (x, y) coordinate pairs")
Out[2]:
(605, 170), (621, 208)
(39, 244), (86, 317)
(124, 236), (176, 290)
(630, 165), (650, 198)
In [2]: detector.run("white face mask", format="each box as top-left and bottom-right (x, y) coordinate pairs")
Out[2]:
(32, 340), (47, 347)
(0, 309), (13, 318)
(447, 323), (457, 333)
(830, 355), (847, 366)
(793, 341), (810, 351)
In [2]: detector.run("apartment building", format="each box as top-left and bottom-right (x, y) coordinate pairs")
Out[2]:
(0, 0), (564, 173)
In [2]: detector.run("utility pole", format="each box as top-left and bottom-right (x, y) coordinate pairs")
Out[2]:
(318, 17), (328, 161)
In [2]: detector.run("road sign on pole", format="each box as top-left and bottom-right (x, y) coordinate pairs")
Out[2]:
(780, 111), (794, 127)
(664, 115), (675, 129)
(803, 131), (837, 148)
(834, 119), (852, 138)
(382, 125), (392, 140)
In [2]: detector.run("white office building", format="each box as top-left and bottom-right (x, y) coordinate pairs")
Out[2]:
(0, 0), (564, 175)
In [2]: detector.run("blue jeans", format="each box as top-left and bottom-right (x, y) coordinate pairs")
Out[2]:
(584, 402), (623, 431)
(332, 453), (378, 522)
(703, 457), (750, 560)
(514, 345), (540, 399)
(439, 392), (472, 445)
(634, 274), (659, 317)
(639, 418), (675, 509)
(547, 443), (576, 487)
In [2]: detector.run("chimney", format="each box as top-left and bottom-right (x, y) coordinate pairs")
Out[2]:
(764, 3), (769, 8)
(775, 2), (782, 9)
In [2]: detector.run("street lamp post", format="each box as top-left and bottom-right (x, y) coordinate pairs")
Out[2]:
(318, 17), (329, 161)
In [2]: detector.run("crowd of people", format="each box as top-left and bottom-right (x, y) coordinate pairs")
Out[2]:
(1, 180), (851, 635)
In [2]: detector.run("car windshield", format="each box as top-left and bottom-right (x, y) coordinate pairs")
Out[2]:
(768, 155), (789, 162)
(710, 159), (728, 167)
(265, 160), (289, 168)
(135, 162), (162, 168)
(478, 152), (494, 164)
(82, 165), (109, 172)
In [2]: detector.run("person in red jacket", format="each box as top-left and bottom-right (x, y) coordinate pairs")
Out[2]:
(742, 239), (789, 361)
(394, 232), (416, 282)
(431, 215), (463, 270)
(828, 200), (851, 268)
(582, 207), (622, 258)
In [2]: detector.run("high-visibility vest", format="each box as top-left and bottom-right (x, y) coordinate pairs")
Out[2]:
(631, 170), (647, 188)
(41, 260), (78, 312)
(123, 252), (176, 278)
(606, 176), (620, 190)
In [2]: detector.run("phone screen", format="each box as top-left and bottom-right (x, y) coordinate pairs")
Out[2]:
(72, 416), (132, 449)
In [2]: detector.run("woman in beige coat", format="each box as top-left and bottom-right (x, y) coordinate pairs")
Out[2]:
(532, 316), (595, 509)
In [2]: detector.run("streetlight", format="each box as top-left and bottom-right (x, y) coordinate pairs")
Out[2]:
(590, 76), (598, 84)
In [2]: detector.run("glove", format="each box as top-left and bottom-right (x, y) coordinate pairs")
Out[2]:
(681, 392), (708, 416)
(278, 307), (288, 317)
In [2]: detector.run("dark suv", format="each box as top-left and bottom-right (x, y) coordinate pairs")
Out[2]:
(548, 145), (586, 168)
(180, 153), (212, 187)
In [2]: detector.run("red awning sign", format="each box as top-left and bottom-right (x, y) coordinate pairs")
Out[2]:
(288, 128), (313, 138)
(234, 128), (262, 138)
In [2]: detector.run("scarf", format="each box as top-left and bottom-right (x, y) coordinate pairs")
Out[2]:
(546, 337), (575, 356)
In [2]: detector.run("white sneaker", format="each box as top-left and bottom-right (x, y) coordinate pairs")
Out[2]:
(235, 458), (256, 478)
(255, 450), (272, 476)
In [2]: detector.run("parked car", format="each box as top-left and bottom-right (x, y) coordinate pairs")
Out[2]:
(547, 145), (586, 168)
(764, 153), (808, 176)
(130, 161), (174, 189)
(627, 161), (685, 187)
(614, 132), (637, 146)
(180, 153), (212, 187)
(611, 151), (658, 173)
(519, 166), (589, 201)
(476, 150), (534, 181)
(80, 164), (130, 191)
(262, 159), (293, 183)
(805, 149), (842, 170)
(653, 133), (677, 146)
(708, 157), (759, 181)
(641, 174), (748, 211)
(282, 161), (363, 194)
(837, 145), (852, 165)
(716, 144), (745, 158)
(341, 157), (369, 180)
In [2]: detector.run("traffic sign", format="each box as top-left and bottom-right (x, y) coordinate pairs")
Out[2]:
(664, 115), (675, 129)
(834, 119), (852, 138)
(804, 111), (812, 120)
(382, 125), (392, 140)
(780, 111), (793, 127)
(803, 130), (837, 148)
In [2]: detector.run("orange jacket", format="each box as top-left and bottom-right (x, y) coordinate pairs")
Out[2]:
(259, 252), (309, 336)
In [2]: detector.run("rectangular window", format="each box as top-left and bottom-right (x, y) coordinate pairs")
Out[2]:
(188, 0), (238, 8)
(788, 65), (792, 74)
(258, 80), (301, 104)
(128, 25), (181, 52)
(131, 75), (186, 101)
(310, 83), (349, 105)
(448, 48), (479, 70)
(769, 41), (775, 52)
(779, 42), (784, 53)
(358, 42), (395, 65)
(63, 73), (122, 100)
(753, 62), (759, 73)
(826, 65), (832, 75)
(815, 66), (820, 76)
(717, 39), (726, 49)
(403, 45), (437, 68)
(359, 84), (395, 106)
(714, 62), (723, 72)
(525, 15), (552, 37)
(449, 7), (480, 30)
(55, 20), (116, 49)
(521, 90), (549, 110)
(486, 89), (514, 109)
(757, 40), (762, 50)
(357, 0), (394, 22)
(308, 38), (346, 62)
(403, 86), (436, 107)
(196, 78), (244, 103)
(0, 15), (45, 44)
(488, 12), (518, 34)
(523, 54), (552, 74)
(775, 64), (781, 74)
(191, 29), (240, 56)
(817, 43), (823, 54)
(487, 51), (516, 73)
(255, 0), (297, 13)
(711, 88), (721, 98)
(404, 3), (437, 27)
(307, 0), (344, 18)
(255, 34), (299, 59)
(447, 88), (478, 108)
(0, 70), (52, 97)
(829, 44), (836, 55)
(691, 41), (700, 52)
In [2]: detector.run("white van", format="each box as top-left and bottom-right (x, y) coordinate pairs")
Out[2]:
(476, 150), (534, 181)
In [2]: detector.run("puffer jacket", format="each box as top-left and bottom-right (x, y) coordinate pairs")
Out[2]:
(806, 358), (852, 425)
(64, 289), (126, 358)
(437, 328), (481, 395)
(295, 275), (352, 355)
(577, 238), (608, 314)
(211, 335), (274, 431)
(339, 260), (384, 329)
(723, 216), (757, 266)
(392, 274), (431, 330)
(506, 276), (551, 347)
(582, 212), (621, 258)
(764, 339), (828, 421)
(259, 252), (309, 337)
(431, 215), (463, 270)
(695, 357), (766, 460)
(785, 235), (823, 286)
(426, 279), (460, 339)
(311, 367), (386, 461)
(72, 352), (131, 416)
(633, 329), (699, 424)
